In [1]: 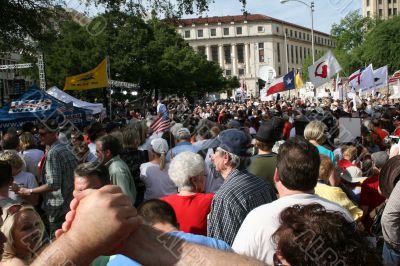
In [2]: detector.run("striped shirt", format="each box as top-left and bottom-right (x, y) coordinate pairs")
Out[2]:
(43, 140), (77, 222)
(207, 169), (276, 245)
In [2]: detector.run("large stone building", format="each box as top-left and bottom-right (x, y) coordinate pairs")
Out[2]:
(176, 14), (334, 97)
(362, 0), (399, 18)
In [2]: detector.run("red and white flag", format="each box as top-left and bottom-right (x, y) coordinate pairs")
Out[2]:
(349, 64), (375, 91)
(150, 115), (170, 133)
(308, 51), (342, 88)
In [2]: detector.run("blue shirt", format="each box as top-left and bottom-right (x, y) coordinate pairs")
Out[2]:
(316, 145), (337, 165)
(166, 142), (200, 161)
(107, 231), (231, 266)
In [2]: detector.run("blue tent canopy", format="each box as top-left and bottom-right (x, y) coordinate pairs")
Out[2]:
(0, 86), (93, 131)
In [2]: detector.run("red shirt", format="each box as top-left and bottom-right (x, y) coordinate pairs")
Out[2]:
(393, 127), (400, 137)
(282, 121), (293, 140)
(359, 174), (386, 231)
(338, 159), (357, 169)
(161, 193), (214, 236)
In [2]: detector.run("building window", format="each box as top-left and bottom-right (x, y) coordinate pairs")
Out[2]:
(225, 69), (232, 76)
(238, 68), (245, 76)
(285, 28), (288, 35)
(278, 66), (281, 76)
(223, 27), (229, 35)
(379, 9), (383, 16)
(394, 0), (397, 4)
(184, 30), (190, 38)
(210, 28), (216, 36)
(277, 43), (281, 63)
(276, 27), (280, 33)
(258, 26), (264, 32)
(236, 27), (242, 35)
(290, 29), (293, 37)
(295, 46), (298, 64)
(394, 8), (397, 15)
(367, 0), (370, 6)
(389, 0), (391, 3)
(307, 34), (310, 41)
(237, 44), (244, 63)
(367, 11), (370, 17)
(304, 47), (307, 58)
(308, 48), (311, 56)
(211, 46), (218, 62)
(198, 46), (206, 56)
(389, 8), (392, 15)
(299, 46), (303, 62)
(224, 46), (231, 64)
(303, 32), (306, 39)
(379, 0), (382, 4)
(259, 43), (264, 63)
(291, 45), (294, 64)
(197, 29), (203, 38)
(295, 31), (297, 38)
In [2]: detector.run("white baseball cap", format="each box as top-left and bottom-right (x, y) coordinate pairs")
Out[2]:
(151, 138), (169, 154)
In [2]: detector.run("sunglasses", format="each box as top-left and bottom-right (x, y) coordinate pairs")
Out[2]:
(4, 204), (23, 222)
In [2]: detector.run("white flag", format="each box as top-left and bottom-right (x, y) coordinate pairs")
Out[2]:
(373, 65), (388, 90)
(349, 64), (375, 91)
(308, 51), (342, 88)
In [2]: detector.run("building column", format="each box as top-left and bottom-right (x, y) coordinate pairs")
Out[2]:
(251, 43), (258, 79)
(231, 43), (237, 76)
(245, 43), (250, 77)
(206, 45), (211, 61)
(218, 44), (224, 68)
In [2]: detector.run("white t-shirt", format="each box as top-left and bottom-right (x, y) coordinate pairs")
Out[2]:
(232, 193), (353, 265)
(140, 162), (177, 200)
(22, 149), (44, 177)
(9, 171), (38, 203)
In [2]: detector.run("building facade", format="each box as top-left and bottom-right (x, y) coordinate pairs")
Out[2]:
(176, 14), (334, 97)
(362, 0), (399, 18)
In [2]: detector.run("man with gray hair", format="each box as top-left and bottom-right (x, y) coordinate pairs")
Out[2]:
(207, 129), (276, 245)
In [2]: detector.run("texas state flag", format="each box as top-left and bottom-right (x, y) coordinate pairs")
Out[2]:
(266, 70), (295, 96)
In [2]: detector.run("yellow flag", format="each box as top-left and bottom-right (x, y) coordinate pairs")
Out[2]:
(295, 72), (304, 89)
(64, 58), (108, 91)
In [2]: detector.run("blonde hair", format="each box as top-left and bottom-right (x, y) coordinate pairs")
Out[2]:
(0, 151), (24, 171)
(1, 205), (45, 262)
(342, 146), (357, 161)
(304, 120), (327, 145)
(19, 133), (36, 151)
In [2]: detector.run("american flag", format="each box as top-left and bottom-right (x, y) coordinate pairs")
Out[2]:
(150, 115), (170, 133)
(57, 102), (74, 114)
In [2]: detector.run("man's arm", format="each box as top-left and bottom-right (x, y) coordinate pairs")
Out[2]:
(123, 225), (267, 266)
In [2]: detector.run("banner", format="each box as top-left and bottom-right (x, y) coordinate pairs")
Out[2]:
(64, 58), (108, 91)
(308, 51), (342, 88)
(349, 64), (375, 91)
(373, 65), (388, 90)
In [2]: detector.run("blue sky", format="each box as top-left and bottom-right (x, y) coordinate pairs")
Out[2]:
(65, 0), (362, 34)
(191, 0), (362, 33)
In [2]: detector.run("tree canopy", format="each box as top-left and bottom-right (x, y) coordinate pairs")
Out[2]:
(32, 11), (233, 99)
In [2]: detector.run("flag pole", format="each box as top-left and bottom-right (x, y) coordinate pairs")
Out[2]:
(107, 56), (112, 118)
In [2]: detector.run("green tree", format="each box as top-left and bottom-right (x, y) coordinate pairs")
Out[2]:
(361, 15), (400, 73)
(0, 0), (247, 52)
(37, 12), (230, 99)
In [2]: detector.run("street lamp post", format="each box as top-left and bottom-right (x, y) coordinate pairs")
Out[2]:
(280, 0), (315, 63)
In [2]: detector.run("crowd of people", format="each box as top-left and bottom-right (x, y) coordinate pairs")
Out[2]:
(0, 94), (399, 265)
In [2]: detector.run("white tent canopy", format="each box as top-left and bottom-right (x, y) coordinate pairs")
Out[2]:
(46, 86), (105, 114)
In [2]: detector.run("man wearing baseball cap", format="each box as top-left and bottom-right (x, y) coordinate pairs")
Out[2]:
(207, 129), (276, 245)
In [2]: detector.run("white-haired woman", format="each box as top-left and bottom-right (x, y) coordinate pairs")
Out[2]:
(304, 120), (336, 164)
(140, 138), (177, 201)
(161, 151), (213, 236)
(1, 204), (45, 265)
